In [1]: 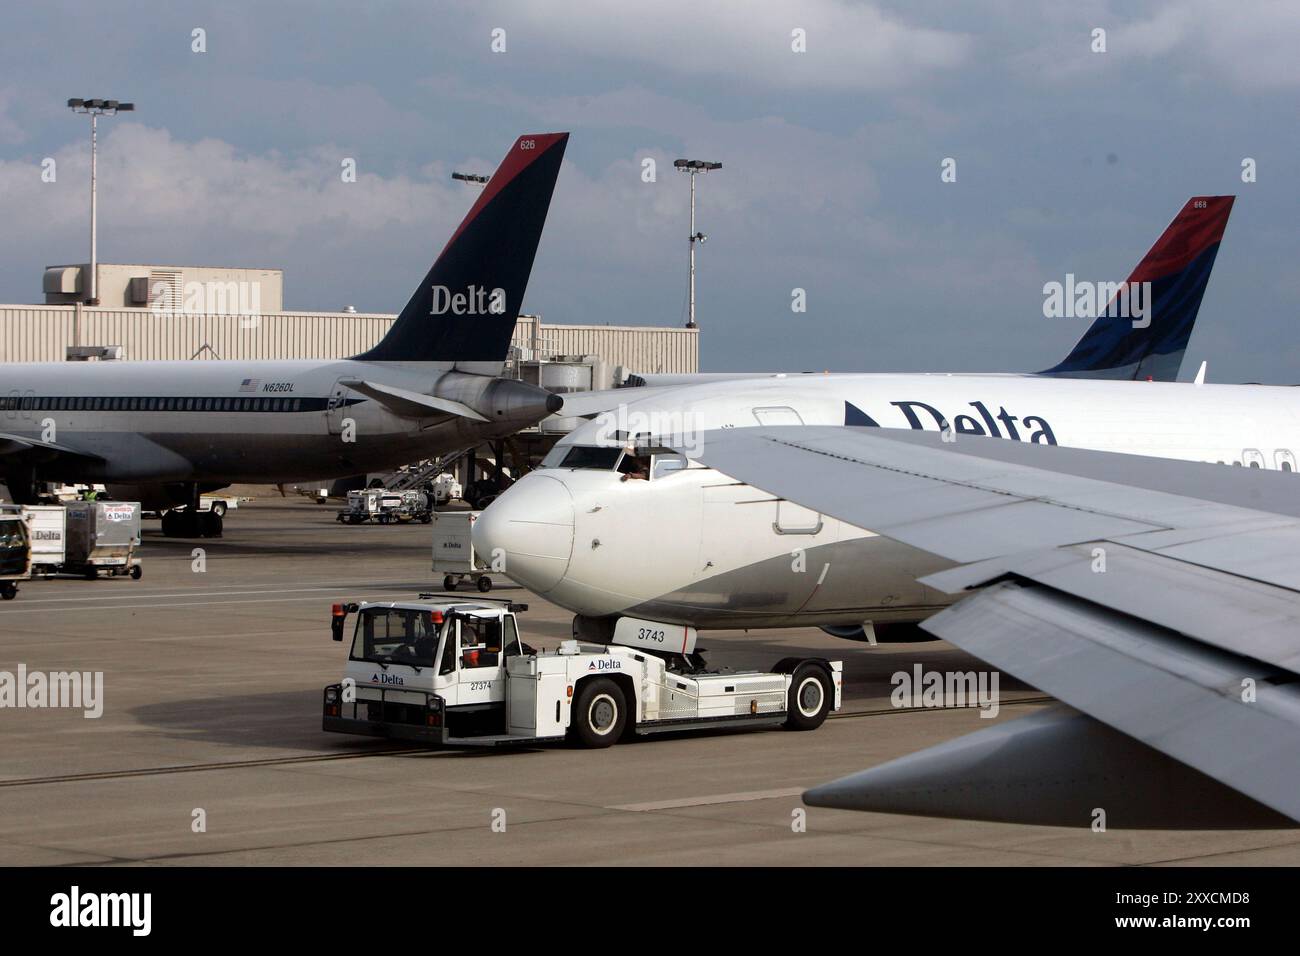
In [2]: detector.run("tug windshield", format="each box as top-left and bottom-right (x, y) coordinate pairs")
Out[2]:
(350, 607), (444, 669)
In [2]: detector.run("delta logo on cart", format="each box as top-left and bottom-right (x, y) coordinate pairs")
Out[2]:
(588, 659), (621, 671)
(103, 505), (135, 523)
(371, 672), (404, 685)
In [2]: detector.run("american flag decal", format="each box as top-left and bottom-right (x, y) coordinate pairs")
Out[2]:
(239, 378), (259, 392)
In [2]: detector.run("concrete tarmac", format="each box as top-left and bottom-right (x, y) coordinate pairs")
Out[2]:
(1, 496), (1296, 866)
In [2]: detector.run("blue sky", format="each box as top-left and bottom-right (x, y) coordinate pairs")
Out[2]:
(1, 0), (1298, 380)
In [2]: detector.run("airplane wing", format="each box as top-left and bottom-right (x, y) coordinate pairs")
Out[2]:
(689, 425), (1300, 827)
(338, 379), (488, 422)
(0, 432), (104, 465)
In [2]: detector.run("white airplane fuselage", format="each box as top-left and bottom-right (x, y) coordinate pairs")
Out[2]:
(473, 373), (1300, 631)
(1, 359), (546, 486)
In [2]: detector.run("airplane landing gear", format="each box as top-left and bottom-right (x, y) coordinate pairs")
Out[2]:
(160, 484), (224, 538)
(2, 468), (38, 506)
(161, 509), (223, 538)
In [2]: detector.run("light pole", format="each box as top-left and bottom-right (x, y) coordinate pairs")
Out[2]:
(674, 158), (721, 330)
(67, 98), (135, 305)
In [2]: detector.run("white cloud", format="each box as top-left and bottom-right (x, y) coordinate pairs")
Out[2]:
(0, 88), (27, 145)
(487, 0), (971, 90)
(1011, 0), (1300, 88)
(1154, 0), (1300, 88)
(0, 123), (488, 310)
(0, 122), (467, 245)
(1, 120), (871, 318)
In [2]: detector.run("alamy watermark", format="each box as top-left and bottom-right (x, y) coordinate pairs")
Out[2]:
(891, 664), (1000, 718)
(1042, 275), (1152, 329)
(50, 886), (150, 936)
(0, 664), (103, 718)
(150, 279), (263, 328)
(591, 404), (705, 458)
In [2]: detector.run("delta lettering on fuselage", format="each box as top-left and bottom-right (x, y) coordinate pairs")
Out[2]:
(890, 400), (1058, 444)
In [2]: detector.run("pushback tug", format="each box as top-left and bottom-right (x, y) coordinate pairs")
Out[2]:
(323, 597), (842, 748)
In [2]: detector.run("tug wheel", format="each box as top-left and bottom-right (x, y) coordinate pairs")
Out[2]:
(571, 678), (626, 748)
(784, 664), (832, 731)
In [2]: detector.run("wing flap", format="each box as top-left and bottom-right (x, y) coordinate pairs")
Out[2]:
(1154, 526), (1300, 592)
(922, 580), (1300, 823)
(922, 541), (1300, 674)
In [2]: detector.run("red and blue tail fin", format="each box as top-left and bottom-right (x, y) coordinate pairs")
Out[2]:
(353, 133), (569, 370)
(1038, 196), (1234, 381)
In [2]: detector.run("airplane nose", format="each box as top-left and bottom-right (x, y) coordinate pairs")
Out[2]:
(472, 474), (574, 593)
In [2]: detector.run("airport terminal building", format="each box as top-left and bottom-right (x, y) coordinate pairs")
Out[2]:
(3, 262), (699, 385)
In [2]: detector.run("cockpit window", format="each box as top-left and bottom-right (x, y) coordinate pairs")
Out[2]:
(558, 446), (623, 470)
(652, 454), (687, 479)
(617, 452), (651, 481)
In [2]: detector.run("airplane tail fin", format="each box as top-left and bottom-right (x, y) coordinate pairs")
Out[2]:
(353, 133), (569, 371)
(1038, 196), (1234, 381)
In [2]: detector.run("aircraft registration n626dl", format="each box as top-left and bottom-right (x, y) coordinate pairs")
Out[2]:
(472, 372), (1300, 639)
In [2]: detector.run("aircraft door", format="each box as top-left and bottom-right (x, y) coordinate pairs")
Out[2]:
(326, 379), (351, 435)
(774, 500), (823, 535)
(753, 406), (803, 426)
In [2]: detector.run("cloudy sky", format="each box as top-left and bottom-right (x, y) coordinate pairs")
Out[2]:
(1, 0), (1298, 381)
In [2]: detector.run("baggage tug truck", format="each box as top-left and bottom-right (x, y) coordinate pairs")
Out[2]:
(323, 597), (842, 748)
